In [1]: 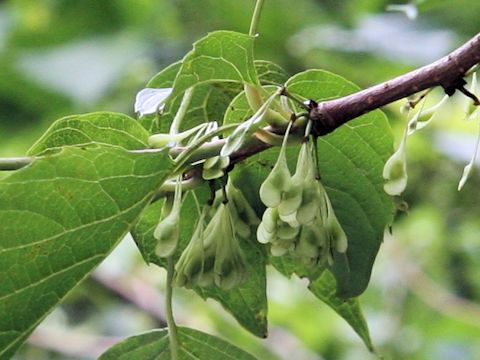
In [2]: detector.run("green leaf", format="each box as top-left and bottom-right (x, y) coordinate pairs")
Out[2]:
(141, 61), (241, 134)
(147, 61), (182, 89)
(132, 187), (268, 338)
(28, 112), (150, 155)
(172, 31), (259, 98)
(99, 327), (257, 360)
(0, 146), (172, 359)
(308, 271), (374, 351)
(285, 69), (394, 297)
(255, 60), (289, 86)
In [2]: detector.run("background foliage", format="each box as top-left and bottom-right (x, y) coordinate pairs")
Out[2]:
(1, 0), (480, 359)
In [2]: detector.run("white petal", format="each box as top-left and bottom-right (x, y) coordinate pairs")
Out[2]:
(386, 4), (418, 20)
(134, 88), (173, 115)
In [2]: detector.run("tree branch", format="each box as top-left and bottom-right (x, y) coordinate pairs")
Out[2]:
(1, 33), (480, 171)
(310, 32), (480, 135)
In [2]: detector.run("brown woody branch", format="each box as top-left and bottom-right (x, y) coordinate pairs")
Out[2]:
(1, 33), (480, 171)
(310, 32), (480, 135)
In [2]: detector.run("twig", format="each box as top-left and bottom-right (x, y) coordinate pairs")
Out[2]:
(2, 33), (480, 171)
(310, 33), (480, 134)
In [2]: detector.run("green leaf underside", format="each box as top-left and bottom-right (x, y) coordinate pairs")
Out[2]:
(132, 188), (268, 338)
(99, 327), (257, 360)
(0, 146), (172, 359)
(308, 271), (374, 351)
(171, 31), (259, 99)
(254, 60), (289, 86)
(28, 112), (150, 155)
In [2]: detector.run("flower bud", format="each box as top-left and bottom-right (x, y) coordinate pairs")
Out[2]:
(278, 142), (312, 217)
(203, 155), (230, 180)
(256, 221), (276, 244)
(174, 213), (206, 288)
(259, 156), (291, 208)
(276, 220), (300, 240)
(270, 239), (294, 256)
(383, 134), (408, 196)
(154, 178), (182, 257)
(211, 204), (247, 289)
(226, 180), (260, 226)
(296, 181), (322, 225)
(261, 207), (279, 233)
(259, 121), (293, 208)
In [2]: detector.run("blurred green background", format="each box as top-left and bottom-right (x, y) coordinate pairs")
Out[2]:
(1, 0), (480, 359)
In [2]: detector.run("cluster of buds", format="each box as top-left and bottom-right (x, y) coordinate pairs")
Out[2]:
(256, 122), (348, 267)
(174, 180), (259, 290)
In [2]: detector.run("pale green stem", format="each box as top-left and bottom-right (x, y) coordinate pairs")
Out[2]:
(173, 123), (239, 173)
(191, 191), (202, 216)
(159, 175), (203, 194)
(0, 157), (33, 171)
(249, 0), (266, 36)
(166, 257), (180, 359)
(170, 88), (194, 136)
(244, 0), (266, 112)
(246, 0), (289, 123)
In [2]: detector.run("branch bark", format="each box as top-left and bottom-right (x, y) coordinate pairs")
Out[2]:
(310, 32), (480, 135)
(1, 32), (480, 171)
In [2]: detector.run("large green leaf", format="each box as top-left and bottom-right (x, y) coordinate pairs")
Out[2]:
(0, 146), (172, 359)
(27, 112), (150, 155)
(132, 187), (268, 338)
(308, 271), (374, 351)
(172, 31), (259, 98)
(99, 327), (257, 360)
(285, 69), (394, 297)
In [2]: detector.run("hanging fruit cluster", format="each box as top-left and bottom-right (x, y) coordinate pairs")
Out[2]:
(257, 121), (348, 267)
